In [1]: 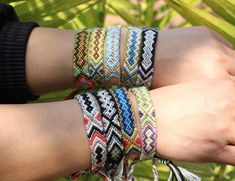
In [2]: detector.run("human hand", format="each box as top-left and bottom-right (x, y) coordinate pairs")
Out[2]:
(150, 78), (235, 165)
(152, 26), (235, 88)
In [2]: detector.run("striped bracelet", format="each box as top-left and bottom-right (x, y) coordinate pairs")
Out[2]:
(93, 89), (124, 177)
(137, 27), (159, 88)
(129, 86), (157, 160)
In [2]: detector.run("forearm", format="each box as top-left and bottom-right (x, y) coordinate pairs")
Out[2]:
(26, 28), (75, 95)
(0, 87), (160, 181)
(0, 100), (90, 181)
(26, 27), (129, 95)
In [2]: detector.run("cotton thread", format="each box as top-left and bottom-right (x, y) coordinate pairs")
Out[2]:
(137, 27), (159, 88)
(93, 89), (125, 177)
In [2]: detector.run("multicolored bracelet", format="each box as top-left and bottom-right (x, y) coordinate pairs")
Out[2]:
(93, 89), (124, 177)
(88, 28), (107, 87)
(137, 27), (159, 88)
(103, 27), (121, 85)
(74, 92), (107, 173)
(73, 28), (95, 88)
(129, 86), (157, 160)
(110, 87), (141, 161)
(121, 26), (142, 87)
(73, 26), (159, 89)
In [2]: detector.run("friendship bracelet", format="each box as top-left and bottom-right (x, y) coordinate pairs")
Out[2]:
(73, 29), (95, 89)
(121, 26), (142, 87)
(88, 28), (106, 87)
(110, 87), (141, 161)
(136, 28), (159, 88)
(129, 86), (157, 160)
(103, 27), (121, 85)
(74, 92), (107, 173)
(93, 89), (124, 177)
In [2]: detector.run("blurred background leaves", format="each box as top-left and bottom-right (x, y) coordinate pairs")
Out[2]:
(5, 0), (235, 180)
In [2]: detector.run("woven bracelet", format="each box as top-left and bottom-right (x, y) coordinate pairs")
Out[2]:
(74, 92), (107, 173)
(129, 86), (157, 160)
(93, 89), (124, 177)
(121, 26), (142, 87)
(137, 27), (159, 88)
(88, 28), (107, 87)
(110, 87), (141, 161)
(103, 26), (121, 86)
(73, 28), (95, 89)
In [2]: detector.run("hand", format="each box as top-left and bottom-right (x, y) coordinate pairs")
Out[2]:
(152, 26), (235, 88)
(150, 78), (235, 165)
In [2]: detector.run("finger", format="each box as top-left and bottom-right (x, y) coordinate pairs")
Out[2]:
(217, 145), (235, 165)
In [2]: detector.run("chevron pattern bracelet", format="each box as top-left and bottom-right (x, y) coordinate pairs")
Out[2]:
(121, 26), (142, 87)
(129, 86), (157, 160)
(137, 27), (159, 88)
(74, 92), (107, 173)
(73, 26), (159, 89)
(73, 28), (95, 89)
(110, 87), (141, 161)
(103, 27), (121, 85)
(88, 28), (107, 87)
(93, 89), (124, 177)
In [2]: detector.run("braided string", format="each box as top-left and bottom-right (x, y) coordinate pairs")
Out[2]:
(137, 27), (159, 88)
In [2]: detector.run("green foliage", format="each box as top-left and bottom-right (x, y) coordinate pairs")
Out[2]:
(165, 0), (235, 46)
(5, 0), (235, 180)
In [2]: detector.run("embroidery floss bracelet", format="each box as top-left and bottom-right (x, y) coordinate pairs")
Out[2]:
(129, 86), (157, 160)
(103, 27), (121, 86)
(88, 28), (106, 87)
(73, 29), (95, 89)
(110, 87), (141, 161)
(93, 89), (125, 177)
(121, 26), (142, 87)
(74, 92), (107, 173)
(136, 27), (159, 88)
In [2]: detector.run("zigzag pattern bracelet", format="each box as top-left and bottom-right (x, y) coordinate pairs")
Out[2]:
(137, 27), (159, 88)
(93, 89), (124, 177)
(129, 86), (157, 160)
(110, 87), (141, 161)
(74, 92), (107, 173)
(121, 26), (142, 87)
(73, 29), (95, 89)
(103, 27), (121, 85)
(88, 28), (106, 87)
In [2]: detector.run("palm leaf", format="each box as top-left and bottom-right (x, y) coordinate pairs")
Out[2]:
(165, 0), (235, 46)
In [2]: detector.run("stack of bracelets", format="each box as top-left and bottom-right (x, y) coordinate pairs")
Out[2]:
(70, 26), (200, 181)
(73, 26), (158, 89)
